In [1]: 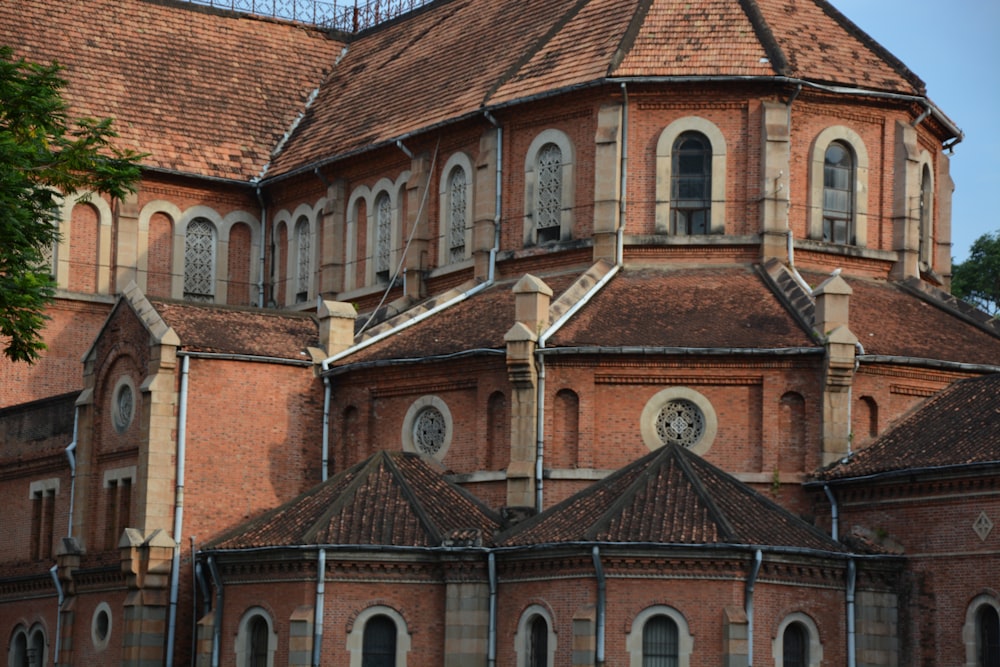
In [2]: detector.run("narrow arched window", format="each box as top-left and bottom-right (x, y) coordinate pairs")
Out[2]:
(782, 622), (809, 667)
(822, 141), (854, 244)
(919, 164), (933, 265)
(643, 615), (679, 667)
(671, 132), (711, 235)
(535, 143), (563, 243)
(527, 615), (548, 667)
(295, 216), (311, 303)
(375, 192), (392, 283)
(980, 606), (1000, 667)
(362, 614), (397, 667)
(11, 629), (28, 667)
(447, 166), (468, 262)
(248, 615), (269, 667)
(184, 217), (216, 301)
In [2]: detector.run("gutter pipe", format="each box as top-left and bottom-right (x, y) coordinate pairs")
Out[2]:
(847, 558), (857, 667)
(592, 546), (606, 666)
(165, 354), (191, 667)
(50, 565), (64, 666)
(312, 549), (326, 667)
(207, 555), (223, 667)
(488, 552), (497, 667)
(823, 483), (839, 541)
(322, 376), (331, 481)
(65, 406), (78, 538)
(255, 186), (266, 309)
(745, 549), (763, 667)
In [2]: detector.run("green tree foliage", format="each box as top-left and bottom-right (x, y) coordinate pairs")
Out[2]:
(0, 46), (142, 363)
(952, 231), (1000, 317)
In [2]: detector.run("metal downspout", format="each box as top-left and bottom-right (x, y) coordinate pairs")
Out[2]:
(824, 484), (839, 541)
(208, 556), (223, 667)
(847, 558), (857, 667)
(166, 354), (191, 667)
(321, 376), (331, 482)
(255, 187), (266, 308)
(592, 546), (606, 666)
(312, 549), (326, 666)
(484, 111), (503, 284)
(488, 552), (497, 667)
(50, 566), (64, 665)
(534, 357), (546, 512)
(618, 83), (628, 265)
(65, 406), (78, 538)
(745, 549), (763, 667)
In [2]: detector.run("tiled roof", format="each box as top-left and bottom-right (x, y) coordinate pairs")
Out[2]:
(208, 451), (503, 549)
(815, 373), (1000, 481)
(501, 442), (845, 552)
(2, 0), (342, 180)
(547, 266), (817, 349)
(151, 299), (318, 359)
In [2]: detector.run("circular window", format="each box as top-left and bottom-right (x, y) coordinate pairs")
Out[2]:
(92, 602), (112, 650)
(111, 378), (136, 433)
(402, 396), (453, 460)
(640, 387), (718, 455)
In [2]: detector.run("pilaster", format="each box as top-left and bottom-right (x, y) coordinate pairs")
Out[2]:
(120, 529), (175, 667)
(444, 582), (489, 667)
(474, 128), (499, 281)
(319, 178), (347, 295)
(890, 120), (921, 281)
(404, 153), (432, 300)
(760, 101), (792, 262)
(593, 103), (622, 263)
(117, 190), (141, 291)
(815, 273), (857, 464)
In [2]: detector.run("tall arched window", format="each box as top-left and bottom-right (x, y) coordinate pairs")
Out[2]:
(295, 216), (311, 303)
(671, 132), (711, 235)
(919, 164), (933, 265)
(10, 628), (28, 667)
(643, 615), (679, 667)
(236, 609), (276, 667)
(362, 615), (397, 667)
(782, 622), (808, 667)
(447, 166), (468, 262)
(515, 605), (556, 667)
(527, 615), (549, 667)
(535, 143), (563, 244)
(183, 217), (216, 301)
(822, 141), (854, 245)
(9, 625), (47, 667)
(375, 192), (392, 283)
(248, 616), (269, 667)
(980, 605), (1000, 667)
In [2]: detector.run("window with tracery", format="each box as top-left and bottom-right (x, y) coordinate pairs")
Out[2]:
(413, 406), (446, 457)
(656, 399), (705, 448)
(183, 217), (216, 301)
(671, 132), (711, 235)
(822, 141), (854, 244)
(375, 192), (392, 282)
(295, 217), (311, 303)
(535, 143), (563, 243)
(448, 166), (467, 262)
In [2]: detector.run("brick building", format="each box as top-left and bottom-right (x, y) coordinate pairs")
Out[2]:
(1, 0), (998, 665)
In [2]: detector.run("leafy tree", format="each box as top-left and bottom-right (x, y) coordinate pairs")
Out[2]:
(0, 46), (142, 363)
(952, 231), (1000, 317)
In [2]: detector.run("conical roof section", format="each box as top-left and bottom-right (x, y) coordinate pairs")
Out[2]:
(208, 451), (503, 550)
(501, 443), (845, 552)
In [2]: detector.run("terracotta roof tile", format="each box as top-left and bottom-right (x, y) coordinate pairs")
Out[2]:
(548, 266), (817, 349)
(151, 299), (318, 359)
(3, 0), (342, 180)
(208, 451), (503, 549)
(815, 373), (1000, 481)
(501, 443), (845, 551)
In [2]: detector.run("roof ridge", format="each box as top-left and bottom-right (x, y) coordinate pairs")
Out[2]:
(382, 452), (445, 545)
(300, 453), (386, 543)
(582, 446), (670, 540)
(897, 277), (1000, 340)
(606, 0), (654, 76)
(671, 445), (737, 541)
(737, 0), (789, 75)
(755, 261), (821, 343)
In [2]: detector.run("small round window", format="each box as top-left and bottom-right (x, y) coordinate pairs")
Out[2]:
(655, 399), (705, 448)
(402, 396), (453, 461)
(92, 602), (112, 650)
(112, 378), (135, 433)
(640, 387), (718, 455)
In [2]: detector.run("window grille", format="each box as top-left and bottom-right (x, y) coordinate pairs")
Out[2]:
(527, 615), (549, 667)
(248, 616), (269, 667)
(184, 218), (216, 301)
(448, 167), (467, 262)
(362, 615), (397, 667)
(535, 143), (562, 243)
(642, 615), (679, 667)
(671, 132), (711, 235)
(822, 142), (853, 244)
(782, 622), (809, 667)
(375, 193), (392, 283)
(295, 217), (311, 303)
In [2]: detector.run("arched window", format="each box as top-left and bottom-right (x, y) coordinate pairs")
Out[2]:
(524, 130), (574, 247)
(515, 605), (556, 667)
(235, 609), (276, 667)
(248, 616), (269, 667)
(375, 192), (393, 283)
(362, 615), (397, 667)
(8, 625), (47, 667)
(782, 622), (809, 667)
(535, 143), (563, 244)
(918, 164), (933, 265)
(9, 628), (28, 667)
(447, 166), (468, 262)
(823, 141), (854, 244)
(183, 217), (216, 301)
(527, 615), (549, 667)
(643, 615), (679, 666)
(671, 132), (711, 235)
(979, 605), (1000, 667)
(295, 216), (311, 303)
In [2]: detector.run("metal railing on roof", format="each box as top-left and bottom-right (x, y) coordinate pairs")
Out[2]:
(181, 0), (429, 32)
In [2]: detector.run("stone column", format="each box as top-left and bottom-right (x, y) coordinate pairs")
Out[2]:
(936, 151), (955, 288)
(318, 178), (347, 296)
(54, 538), (82, 665)
(474, 128), (499, 282)
(722, 606), (749, 667)
(120, 529), (175, 667)
(404, 153), (432, 300)
(891, 120), (921, 281)
(116, 190), (141, 292)
(444, 579), (489, 667)
(814, 273), (858, 464)
(593, 103), (622, 263)
(760, 101), (792, 262)
(288, 605), (316, 667)
(317, 300), (357, 357)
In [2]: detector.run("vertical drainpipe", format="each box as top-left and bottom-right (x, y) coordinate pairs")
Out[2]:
(49, 566), (64, 665)
(534, 358), (546, 513)
(488, 552), (497, 667)
(618, 82), (628, 266)
(847, 558), (857, 667)
(483, 110), (503, 284)
(207, 555), (223, 667)
(52, 406), (78, 665)
(745, 549), (763, 667)
(166, 353), (191, 667)
(312, 549), (326, 666)
(256, 187), (266, 309)
(592, 546), (606, 666)
(823, 484), (839, 541)
(321, 376), (331, 482)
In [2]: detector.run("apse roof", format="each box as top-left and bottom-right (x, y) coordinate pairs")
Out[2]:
(207, 450), (503, 549)
(500, 441), (846, 552)
(814, 373), (1000, 482)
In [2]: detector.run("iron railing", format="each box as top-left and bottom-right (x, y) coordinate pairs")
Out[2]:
(182, 0), (430, 32)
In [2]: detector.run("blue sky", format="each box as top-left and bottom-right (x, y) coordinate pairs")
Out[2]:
(831, 0), (1000, 263)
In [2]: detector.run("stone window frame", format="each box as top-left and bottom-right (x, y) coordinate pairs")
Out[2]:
(523, 129), (575, 247)
(29, 478), (59, 561)
(55, 191), (114, 294)
(345, 173), (410, 289)
(808, 126), (869, 247)
(772, 612), (822, 667)
(294, 214), (313, 303)
(182, 215), (218, 302)
(514, 603), (557, 667)
(234, 607), (277, 667)
(347, 605), (411, 667)
(103, 466), (136, 550)
(639, 387), (719, 455)
(655, 116), (727, 235)
(8, 622), (48, 667)
(91, 601), (113, 651)
(111, 375), (137, 434)
(400, 395), (454, 462)
(438, 152), (475, 267)
(917, 152), (935, 268)
(625, 605), (693, 667)
(964, 593), (1000, 666)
